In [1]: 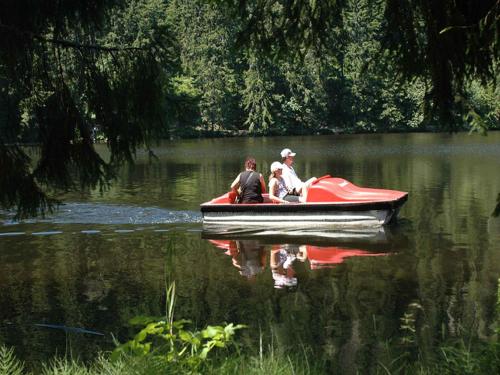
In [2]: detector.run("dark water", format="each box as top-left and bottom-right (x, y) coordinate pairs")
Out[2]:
(1, 132), (499, 372)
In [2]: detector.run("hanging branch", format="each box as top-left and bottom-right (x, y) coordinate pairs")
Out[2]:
(0, 22), (150, 53)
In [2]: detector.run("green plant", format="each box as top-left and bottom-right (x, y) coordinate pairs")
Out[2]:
(0, 345), (27, 375)
(112, 282), (246, 372)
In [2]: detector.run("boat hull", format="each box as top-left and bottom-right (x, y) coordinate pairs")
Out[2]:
(200, 177), (408, 229)
(202, 199), (406, 228)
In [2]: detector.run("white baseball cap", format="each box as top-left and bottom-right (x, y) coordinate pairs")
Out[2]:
(270, 161), (284, 172)
(280, 148), (296, 158)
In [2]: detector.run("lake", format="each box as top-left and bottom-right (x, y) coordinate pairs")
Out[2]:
(1, 132), (499, 373)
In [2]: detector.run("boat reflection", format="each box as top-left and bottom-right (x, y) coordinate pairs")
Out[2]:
(202, 224), (393, 246)
(210, 239), (268, 280)
(208, 239), (390, 289)
(304, 245), (387, 269)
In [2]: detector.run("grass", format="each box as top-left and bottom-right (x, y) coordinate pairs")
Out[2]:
(0, 345), (324, 375)
(1, 338), (499, 375)
(2, 316), (499, 375)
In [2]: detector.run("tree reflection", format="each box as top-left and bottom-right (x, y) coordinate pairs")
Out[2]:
(492, 193), (500, 217)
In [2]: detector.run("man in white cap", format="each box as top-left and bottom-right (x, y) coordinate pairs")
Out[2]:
(280, 148), (316, 200)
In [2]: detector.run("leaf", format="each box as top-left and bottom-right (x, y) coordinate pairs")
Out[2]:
(202, 325), (223, 338)
(129, 315), (163, 326)
(439, 26), (455, 34)
(214, 341), (225, 348)
(199, 347), (211, 360)
(179, 330), (193, 343)
(172, 319), (191, 329)
(135, 329), (148, 342)
(224, 323), (247, 336)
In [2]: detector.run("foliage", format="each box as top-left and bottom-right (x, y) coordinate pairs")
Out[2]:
(242, 57), (275, 134)
(166, 75), (202, 138)
(168, 0), (243, 133)
(113, 319), (246, 371)
(382, 0), (499, 129)
(0, 345), (325, 375)
(0, 345), (26, 375)
(1, 334), (498, 374)
(0, 0), (179, 217)
(228, 0), (499, 129)
(112, 283), (246, 372)
(465, 77), (500, 133)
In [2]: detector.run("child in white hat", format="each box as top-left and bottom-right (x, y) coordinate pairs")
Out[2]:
(268, 161), (300, 203)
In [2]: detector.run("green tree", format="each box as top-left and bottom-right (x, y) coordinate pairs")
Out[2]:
(169, 0), (243, 133)
(242, 56), (275, 134)
(233, 0), (499, 129)
(0, 0), (176, 216)
(342, 0), (425, 132)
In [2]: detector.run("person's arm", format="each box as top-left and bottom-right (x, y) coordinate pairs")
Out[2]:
(259, 174), (267, 194)
(268, 178), (288, 204)
(230, 173), (241, 192)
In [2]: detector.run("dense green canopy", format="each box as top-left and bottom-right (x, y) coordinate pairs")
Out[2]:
(0, 0), (498, 216)
(234, 0), (499, 129)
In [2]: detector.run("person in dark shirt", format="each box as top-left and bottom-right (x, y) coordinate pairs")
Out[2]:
(230, 157), (266, 203)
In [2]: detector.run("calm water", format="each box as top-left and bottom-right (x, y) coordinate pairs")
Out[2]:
(1, 132), (499, 372)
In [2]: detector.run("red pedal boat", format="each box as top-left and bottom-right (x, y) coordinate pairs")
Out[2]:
(201, 176), (408, 228)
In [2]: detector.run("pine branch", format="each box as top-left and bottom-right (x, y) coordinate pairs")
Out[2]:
(0, 22), (150, 53)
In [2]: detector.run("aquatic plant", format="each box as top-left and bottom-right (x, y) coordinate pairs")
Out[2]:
(111, 282), (246, 372)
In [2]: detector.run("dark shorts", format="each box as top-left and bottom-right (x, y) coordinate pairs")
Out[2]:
(240, 196), (264, 204)
(283, 194), (300, 202)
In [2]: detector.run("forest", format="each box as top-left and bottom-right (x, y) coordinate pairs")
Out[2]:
(0, 0), (498, 215)
(166, 0), (499, 137)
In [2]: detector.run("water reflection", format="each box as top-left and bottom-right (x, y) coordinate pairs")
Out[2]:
(202, 224), (395, 246)
(270, 245), (302, 289)
(210, 239), (267, 280)
(304, 245), (387, 269)
(208, 238), (390, 289)
(488, 194), (500, 241)
(488, 215), (500, 240)
(492, 193), (500, 217)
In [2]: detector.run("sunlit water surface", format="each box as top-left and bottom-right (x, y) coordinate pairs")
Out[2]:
(1, 132), (499, 373)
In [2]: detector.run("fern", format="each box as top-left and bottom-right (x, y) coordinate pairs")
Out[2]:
(0, 345), (26, 375)
(41, 358), (90, 375)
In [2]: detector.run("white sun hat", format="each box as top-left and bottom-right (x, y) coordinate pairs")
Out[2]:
(280, 148), (296, 158)
(270, 161), (284, 172)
